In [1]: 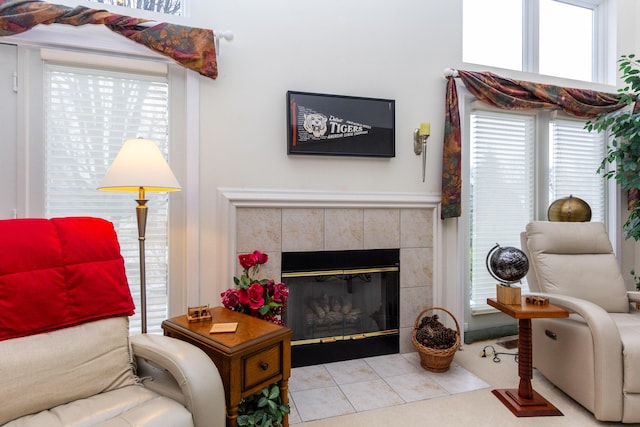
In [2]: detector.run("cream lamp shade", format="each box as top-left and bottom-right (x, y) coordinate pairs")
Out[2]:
(98, 138), (181, 192)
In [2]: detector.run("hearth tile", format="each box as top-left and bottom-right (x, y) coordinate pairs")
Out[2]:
(339, 378), (405, 412)
(383, 372), (449, 402)
(324, 358), (379, 385)
(425, 362), (490, 394)
(287, 392), (301, 424)
(290, 386), (355, 421)
(289, 364), (336, 392)
(364, 353), (424, 378)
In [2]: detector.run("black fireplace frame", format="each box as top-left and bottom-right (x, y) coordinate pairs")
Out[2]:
(282, 248), (400, 367)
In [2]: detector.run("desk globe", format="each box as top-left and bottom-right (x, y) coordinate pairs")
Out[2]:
(486, 243), (529, 304)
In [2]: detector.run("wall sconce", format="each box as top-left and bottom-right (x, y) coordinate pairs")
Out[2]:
(413, 122), (430, 182)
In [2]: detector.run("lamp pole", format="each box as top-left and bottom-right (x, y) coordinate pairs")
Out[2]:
(136, 187), (149, 333)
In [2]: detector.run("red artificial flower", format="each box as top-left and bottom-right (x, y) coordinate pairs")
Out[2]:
(253, 250), (268, 265)
(239, 282), (265, 310)
(238, 253), (259, 270)
(273, 282), (289, 303)
(220, 288), (240, 309)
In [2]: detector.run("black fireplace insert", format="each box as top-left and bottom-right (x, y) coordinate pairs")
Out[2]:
(282, 248), (399, 367)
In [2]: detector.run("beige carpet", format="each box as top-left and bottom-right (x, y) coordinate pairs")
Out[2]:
(294, 339), (625, 426)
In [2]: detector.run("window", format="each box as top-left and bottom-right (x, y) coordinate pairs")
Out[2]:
(43, 63), (171, 333)
(463, 0), (604, 82)
(87, 0), (183, 16)
(467, 106), (607, 313)
(4, 44), (192, 335)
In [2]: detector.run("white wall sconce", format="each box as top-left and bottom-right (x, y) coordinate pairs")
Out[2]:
(413, 122), (430, 182)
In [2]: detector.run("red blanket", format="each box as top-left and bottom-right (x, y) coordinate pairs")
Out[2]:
(0, 217), (135, 341)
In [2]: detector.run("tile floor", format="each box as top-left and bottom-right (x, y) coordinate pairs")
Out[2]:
(287, 352), (490, 423)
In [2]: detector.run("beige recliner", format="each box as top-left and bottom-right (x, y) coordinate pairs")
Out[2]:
(0, 217), (226, 426)
(521, 221), (640, 423)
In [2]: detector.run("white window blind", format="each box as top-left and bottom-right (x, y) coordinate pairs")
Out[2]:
(550, 118), (606, 222)
(469, 110), (534, 313)
(43, 63), (170, 334)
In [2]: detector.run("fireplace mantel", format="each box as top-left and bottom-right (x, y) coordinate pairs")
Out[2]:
(215, 187), (442, 354)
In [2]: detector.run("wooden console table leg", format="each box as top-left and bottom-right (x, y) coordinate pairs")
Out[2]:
(226, 404), (238, 427)
(280, 378), (289, 427)
(491, 317), (563, 417)
(517, 318), (534, 400)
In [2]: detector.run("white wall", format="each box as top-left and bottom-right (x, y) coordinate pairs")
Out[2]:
(185, 0), (640, 334)
(195, 0), (462, 305)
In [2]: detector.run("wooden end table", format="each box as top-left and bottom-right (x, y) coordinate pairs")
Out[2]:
(162, 307), (292, 427)
(487, 297), (569, 417)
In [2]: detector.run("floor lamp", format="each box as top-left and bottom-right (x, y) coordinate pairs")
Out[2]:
(98, 137), (181, 333)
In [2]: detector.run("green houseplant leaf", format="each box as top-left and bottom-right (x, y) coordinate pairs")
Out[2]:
(587, 54), (640, 240)
(237, 384), (289, 427)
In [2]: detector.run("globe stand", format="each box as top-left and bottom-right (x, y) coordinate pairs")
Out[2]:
(497, 284), (521, 305)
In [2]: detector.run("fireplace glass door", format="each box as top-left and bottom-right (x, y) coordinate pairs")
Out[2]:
(282, 249), (399, 367)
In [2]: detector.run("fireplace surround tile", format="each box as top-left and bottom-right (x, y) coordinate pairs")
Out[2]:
(363, 208), (400, 249)
(400, 248), (433, 288)
(236, 208), (282, 253)
(324, 208), (364, 250)
(400, 209), (433, 248)
(282, 208), (324, 252)
(230, 194), (438, 357)
(400, 285), (433, 329)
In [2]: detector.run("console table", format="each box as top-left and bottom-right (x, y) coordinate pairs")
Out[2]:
(487, 297), (568, 417)
(162, 307), (292, 427)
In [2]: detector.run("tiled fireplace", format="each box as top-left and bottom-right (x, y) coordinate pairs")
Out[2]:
(217, 189), (440, 360)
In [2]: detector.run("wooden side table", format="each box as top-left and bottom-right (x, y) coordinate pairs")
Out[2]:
(487, 297), (569, 417)
(162, 307), (292, 427)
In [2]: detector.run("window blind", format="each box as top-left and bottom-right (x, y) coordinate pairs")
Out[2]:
(43, 63), (170, 334)
(550, 118), (606, 222)
(469, 111), (534, 313)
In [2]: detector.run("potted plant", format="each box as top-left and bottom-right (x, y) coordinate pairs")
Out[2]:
(586, 54), (640, 240)
(237, 384), (290, 427)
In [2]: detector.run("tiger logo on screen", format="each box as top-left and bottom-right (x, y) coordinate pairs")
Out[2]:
(303, 113), (328, 138)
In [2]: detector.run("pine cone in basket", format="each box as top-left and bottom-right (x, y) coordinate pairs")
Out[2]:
(415, 314), (457, 350)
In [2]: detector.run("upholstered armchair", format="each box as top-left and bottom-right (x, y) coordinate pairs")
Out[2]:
(0, 217), (226, 427)
(521, 221), (640, 423)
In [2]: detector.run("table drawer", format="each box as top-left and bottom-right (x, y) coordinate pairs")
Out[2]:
(243, 344), (281, 390)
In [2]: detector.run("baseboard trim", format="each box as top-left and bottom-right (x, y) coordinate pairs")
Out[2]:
(463, 325), (518, 344)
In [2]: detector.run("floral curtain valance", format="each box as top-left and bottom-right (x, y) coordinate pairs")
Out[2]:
(0, 0), (217, 79)
(441, 70), (626, 219)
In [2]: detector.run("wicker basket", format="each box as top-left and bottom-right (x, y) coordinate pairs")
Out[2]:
(411, 306), (461, 373)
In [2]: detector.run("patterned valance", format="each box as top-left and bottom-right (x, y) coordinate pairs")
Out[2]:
(0, 0), (217, 79)
(441, 70), (625, 219)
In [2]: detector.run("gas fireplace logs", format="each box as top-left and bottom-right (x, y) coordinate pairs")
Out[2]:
(305, 294), (361, 326)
